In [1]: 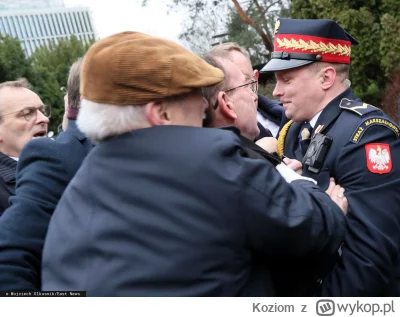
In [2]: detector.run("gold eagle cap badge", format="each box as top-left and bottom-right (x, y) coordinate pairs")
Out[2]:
(274, 20), (280, 34)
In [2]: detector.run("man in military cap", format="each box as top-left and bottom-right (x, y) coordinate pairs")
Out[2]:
(261, 18), (400, 296)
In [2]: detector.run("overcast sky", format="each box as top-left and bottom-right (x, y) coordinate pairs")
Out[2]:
(64, 0), (185, 46)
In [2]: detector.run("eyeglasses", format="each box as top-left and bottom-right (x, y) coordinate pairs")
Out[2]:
(224, 79), (258, 94)
(211, 79), (258, 109)
(0, 104), (51, 122)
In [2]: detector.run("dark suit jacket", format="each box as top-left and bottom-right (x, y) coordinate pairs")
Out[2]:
(0, 120), (92, 291)
(257, 94), (283, 127)
(0, 153), (17, 216)
(255, 94), (283, 140)
(42, 126), (345, 296)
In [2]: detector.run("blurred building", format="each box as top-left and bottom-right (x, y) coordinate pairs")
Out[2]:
(0, 0), (96, 56)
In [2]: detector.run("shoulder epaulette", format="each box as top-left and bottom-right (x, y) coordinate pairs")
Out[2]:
(339, 98), (380, 116)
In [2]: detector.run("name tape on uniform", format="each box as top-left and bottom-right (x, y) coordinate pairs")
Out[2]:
(351, 118), (400, 144)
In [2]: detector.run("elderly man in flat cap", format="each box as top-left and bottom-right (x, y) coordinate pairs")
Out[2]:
(262, 18), (400, 296)
(41, 31), (347, 296)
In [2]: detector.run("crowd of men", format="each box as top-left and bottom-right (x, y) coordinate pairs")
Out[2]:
(0, 17), (398, 296)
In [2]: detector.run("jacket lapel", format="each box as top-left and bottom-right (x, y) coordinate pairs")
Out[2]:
(0, 152), (17, 184)
(314, 88), (356, 135)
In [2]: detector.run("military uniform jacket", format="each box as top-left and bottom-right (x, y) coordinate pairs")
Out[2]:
(42, 126), (345, 296)
(279, 88), (400, 296)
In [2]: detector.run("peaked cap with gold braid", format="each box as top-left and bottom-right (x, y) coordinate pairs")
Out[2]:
(261, 18), (359, 72)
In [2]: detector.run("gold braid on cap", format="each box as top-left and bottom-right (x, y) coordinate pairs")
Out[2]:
(277, 120), (294, 158)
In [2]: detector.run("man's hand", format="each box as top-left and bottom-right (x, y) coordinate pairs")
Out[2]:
(256, 137), (278, 153)
(326, 177), (348, 215)
(283, 157), (303, 175)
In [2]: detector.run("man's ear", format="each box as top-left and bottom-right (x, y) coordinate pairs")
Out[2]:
(217, 91), (237, 121)
(145, 101), (172, 126)
(320, 66), (336, 90)
(253, 69), (259, 81)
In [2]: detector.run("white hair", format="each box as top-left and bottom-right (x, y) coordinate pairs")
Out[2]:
(77, 99), (148, 142)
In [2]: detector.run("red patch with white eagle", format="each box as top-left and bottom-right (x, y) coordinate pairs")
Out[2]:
(365, 143), (392, 174)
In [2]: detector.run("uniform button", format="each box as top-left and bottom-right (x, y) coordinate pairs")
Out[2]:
(317, 278), (323, 284)
(346, 102), (351, 106)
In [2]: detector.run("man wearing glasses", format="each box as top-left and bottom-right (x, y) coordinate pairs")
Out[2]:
(0, 79), (49, 215)
(202, 55), (260, 143)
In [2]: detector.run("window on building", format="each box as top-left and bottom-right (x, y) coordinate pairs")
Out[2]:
(55, 13), (65, 35)
(85, 11), (93, 31)
(38, 15), (47, 37)
(0, 17), (5, 36)
(7, 16), (18, 37)
(75, 12), (84, 33)
(27, 15), (36, 37)
(50, 13), (61, 36)
(2, 17), (11, 35)
(65, 12), (75, 34)
(68, 12), (77, 34)
(60, 12), (69, 34)
(44, 14), (55, 36)
(19, 16), (30, 38)
(33, 15), (42, 37)
(79, 11), (88, 33)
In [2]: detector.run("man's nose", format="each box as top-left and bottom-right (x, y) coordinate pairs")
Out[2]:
(272, 82), (283, 97)
(36, 110), (49, 124)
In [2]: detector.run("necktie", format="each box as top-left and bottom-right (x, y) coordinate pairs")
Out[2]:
(300, 122), (313, 140)
(297, 122), (313, 158)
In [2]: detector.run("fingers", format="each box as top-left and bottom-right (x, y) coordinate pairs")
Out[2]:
(329, 183), (348, 215)
(255, 137), (278, 153)
(283, 158), (303, 175)
(325, 177), (336, 195)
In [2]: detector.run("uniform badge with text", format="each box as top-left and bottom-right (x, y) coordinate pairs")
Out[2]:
(365, 143), (392, 174)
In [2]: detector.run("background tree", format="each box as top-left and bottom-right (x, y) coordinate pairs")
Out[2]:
(141, 0), (289, 59)
(291, 0), (400, 121)
(28, 35), (93, 132)
(140, 0), (289, 96)
(0, 34), (31, 83)
(0, 34), (93, 133)
(227, 1), (290, 65)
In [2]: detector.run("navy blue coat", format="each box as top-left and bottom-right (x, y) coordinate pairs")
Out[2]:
(279, 88), (400, 296)
(42, 126), (345, 296)
(257, 94), (283, 127)
(0, 153), (16, 216)
(256, 94), (283, 140)
(0, 120), (92, 291)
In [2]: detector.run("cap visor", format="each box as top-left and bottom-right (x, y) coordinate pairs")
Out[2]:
(261, 59), (314, 72)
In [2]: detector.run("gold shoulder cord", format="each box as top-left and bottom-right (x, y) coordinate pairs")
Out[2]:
(277, 120), (293, 158)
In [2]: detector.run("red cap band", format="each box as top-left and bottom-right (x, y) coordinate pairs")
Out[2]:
(274, 34), (352, 64)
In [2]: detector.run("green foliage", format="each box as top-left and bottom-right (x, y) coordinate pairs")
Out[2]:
(141, 0), (289, 64)
(0, 34), (31, 82)
(290, 0), (400, 109)
(0, 34), (93, 133)
(28, 35), (93, 132)
(227, 2), (290, 65)
(227, 8), (267, 65)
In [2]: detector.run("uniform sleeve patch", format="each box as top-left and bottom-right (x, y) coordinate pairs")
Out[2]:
(365, 143), (392, 174)
(351, 118), (400, 143)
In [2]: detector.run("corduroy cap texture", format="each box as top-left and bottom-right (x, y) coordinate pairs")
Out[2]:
(81, 31), (224, 105)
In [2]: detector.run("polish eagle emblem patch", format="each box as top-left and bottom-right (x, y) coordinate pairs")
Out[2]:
(365, 143), (392, 174)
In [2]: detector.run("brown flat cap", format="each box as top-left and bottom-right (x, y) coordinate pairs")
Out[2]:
(81, 31), (224, 105)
